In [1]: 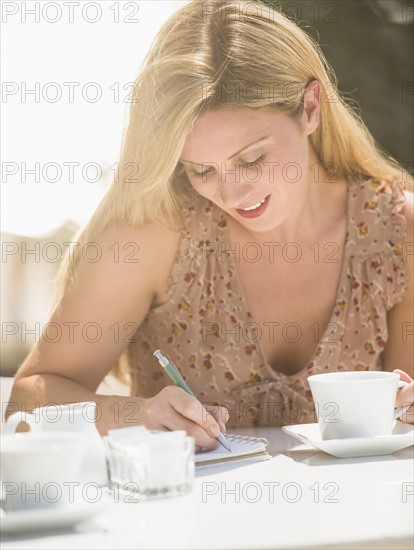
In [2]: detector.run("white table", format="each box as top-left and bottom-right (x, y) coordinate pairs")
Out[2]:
(1, 427), (413, 549)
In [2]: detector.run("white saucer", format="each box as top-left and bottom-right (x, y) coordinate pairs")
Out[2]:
(282, 420), (414, 458)
(0, 498), (107, 534)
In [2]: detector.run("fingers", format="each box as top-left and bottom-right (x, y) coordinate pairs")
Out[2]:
(158, 407), (220, 450)
(165, 387), (222, 435)
(393, 369), (413, 383)
(204, 404), (229, 433)
(393, 370), (414, 415)
(395, 380), (414, 409)
(154, 386), (222, 448)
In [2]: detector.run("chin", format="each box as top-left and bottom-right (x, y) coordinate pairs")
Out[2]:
(238, 214), (284, 234)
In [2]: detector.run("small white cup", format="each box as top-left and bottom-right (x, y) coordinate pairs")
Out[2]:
(5, 402), (108, 487)
(0, 431), (86, 513)
(307, 371), (409, 440)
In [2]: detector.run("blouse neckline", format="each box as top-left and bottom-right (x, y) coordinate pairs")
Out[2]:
(214, 180), (353, 380)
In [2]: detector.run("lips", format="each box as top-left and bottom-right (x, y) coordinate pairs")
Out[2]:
(236, 194), (271, 218)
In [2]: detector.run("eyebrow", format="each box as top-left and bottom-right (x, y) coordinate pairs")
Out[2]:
(179, 135), (271, 166)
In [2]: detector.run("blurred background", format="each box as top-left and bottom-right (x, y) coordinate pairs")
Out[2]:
(1, 0), (413, 376)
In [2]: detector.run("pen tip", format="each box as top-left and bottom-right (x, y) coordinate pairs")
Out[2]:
(217, 433), (232, 452)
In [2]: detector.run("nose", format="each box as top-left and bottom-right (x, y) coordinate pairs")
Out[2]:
(218, 175), (255, 209)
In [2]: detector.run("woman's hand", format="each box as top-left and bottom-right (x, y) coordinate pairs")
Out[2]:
(138, 386), (229, 450)
(394, 369), (414, 424)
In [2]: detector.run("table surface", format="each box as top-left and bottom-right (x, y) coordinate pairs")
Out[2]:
(1, 426), (413, 550)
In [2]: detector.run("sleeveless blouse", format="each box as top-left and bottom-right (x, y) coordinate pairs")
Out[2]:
(127, 177), (408, 428)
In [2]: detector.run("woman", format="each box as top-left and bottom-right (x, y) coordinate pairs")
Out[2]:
(8, 0), (413, 450)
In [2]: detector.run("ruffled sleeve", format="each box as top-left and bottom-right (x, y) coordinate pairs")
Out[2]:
(376, 177), (408, 310)
(349, 177), (408, 312)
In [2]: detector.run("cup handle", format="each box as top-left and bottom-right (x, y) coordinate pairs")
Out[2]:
(5, 411), (37, 433)
(394, 380), (411, 420)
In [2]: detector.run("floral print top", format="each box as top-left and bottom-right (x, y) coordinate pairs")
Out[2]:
(128, 176), (408, 427)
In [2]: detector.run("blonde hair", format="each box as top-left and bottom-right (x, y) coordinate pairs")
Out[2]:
(53, 0), (413, 384)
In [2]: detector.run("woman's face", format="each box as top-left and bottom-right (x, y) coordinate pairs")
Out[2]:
(179, 103), (320, 235)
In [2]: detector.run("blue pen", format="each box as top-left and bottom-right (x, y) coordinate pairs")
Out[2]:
(153, 349), (231, 452)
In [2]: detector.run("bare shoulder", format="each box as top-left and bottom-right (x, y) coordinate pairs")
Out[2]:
(51, 217), (182, 339)
(96, 219), (181, 300)
(102, 218), (181, 242)
(15, 219), (181, 388)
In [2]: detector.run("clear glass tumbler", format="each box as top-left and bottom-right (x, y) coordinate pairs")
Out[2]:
(105, 429), (195, 500)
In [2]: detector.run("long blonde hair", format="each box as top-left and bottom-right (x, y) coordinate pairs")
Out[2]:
(53, 0), (413, 384)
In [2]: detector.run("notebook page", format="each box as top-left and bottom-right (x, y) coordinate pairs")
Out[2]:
(195, 434), (269, 464)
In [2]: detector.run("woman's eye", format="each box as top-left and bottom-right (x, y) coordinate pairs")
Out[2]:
(191, 166), (215, 178)
(239, 153), (267, 169)
(191, 154), (267, 179)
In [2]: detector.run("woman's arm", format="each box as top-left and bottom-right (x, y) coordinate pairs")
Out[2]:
(7, 221), (227, 447)
(7, 221), (176, 431)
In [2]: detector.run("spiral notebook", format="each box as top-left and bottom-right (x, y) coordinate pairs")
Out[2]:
(195, 434), (270, 466)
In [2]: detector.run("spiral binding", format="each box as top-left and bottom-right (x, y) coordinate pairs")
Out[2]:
(225, 433), (270, 452)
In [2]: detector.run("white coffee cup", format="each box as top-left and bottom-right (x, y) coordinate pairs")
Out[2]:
(0, 431), (86, 513)
(5, 401), (108, 486)
(307, 371), (409, 440)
